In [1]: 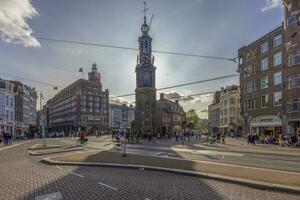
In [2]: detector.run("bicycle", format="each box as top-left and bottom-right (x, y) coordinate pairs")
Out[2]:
(76, 138), (88, 146)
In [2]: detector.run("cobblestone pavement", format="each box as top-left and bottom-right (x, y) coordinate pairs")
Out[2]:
(0, 141), (299, 200)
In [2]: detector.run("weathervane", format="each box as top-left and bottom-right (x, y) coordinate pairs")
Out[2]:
(142, 0), (149, 24)
(141, 0), (154, 33)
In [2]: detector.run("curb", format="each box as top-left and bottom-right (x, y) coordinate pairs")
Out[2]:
(28, 145), (62, 150)
(29, 148), (83, 156)
(41, 157), (300, 194)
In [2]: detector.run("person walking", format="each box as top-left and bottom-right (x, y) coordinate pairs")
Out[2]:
(3, 131), (8, 146)
(180, 132), (185, 145)
(0, 131), (3, 145)
(8, 132), (13, 145)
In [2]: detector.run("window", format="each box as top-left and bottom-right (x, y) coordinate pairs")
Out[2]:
(273, 91), (282, 106)
(11, 111), (13, 121)
(261, 57), (268, 71)
(246, 53), (251, 61)
(287, 15), (298, 26)
(261, 95), (269, 108)
(230, 108), (235, 115)
(224, 109), (228, 115)
(288, 52), (300, 66)
(247, 65), (255, 76)
(6, 110), (9, 120)
(288, 74), (300, 89)
(239, 56), (243, 65)
(246, 81), (255, 93)
(273, 35), (282, 47)
(230, 98), (235, 105)
(287, 98), (300, 113)
(6, 96), (8, 106)
(273, 51), (282, 66)
(260, 76), (268, 89)
(261, 42), (268, 53)
(246, 98), (255, 110)
(273, 71), (282, 86)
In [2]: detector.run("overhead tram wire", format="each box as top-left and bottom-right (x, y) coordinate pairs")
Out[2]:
(114, 74), (239, 98)
(0, 72), (58, 87)
(1, 34), (236, 62)
(119, 91), (215, 104)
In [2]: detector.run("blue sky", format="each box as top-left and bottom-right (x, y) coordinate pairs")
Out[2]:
(0, 0), (283, 118)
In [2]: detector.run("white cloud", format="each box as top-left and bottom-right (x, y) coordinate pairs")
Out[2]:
(109, 95), (134, 105)
(261, 0), (282, 12)
(0, 0), (40, 47)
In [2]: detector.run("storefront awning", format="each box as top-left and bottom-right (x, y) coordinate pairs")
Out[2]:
(251, 122), (282, 127)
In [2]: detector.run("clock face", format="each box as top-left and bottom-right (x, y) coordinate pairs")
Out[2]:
(142, 71), (152, 87)
(141, 24), (149, 33)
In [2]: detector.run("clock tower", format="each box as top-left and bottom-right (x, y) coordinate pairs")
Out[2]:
(134, 3), (157, 134)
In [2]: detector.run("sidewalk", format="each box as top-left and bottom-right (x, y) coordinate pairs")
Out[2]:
(45, 149), (300, 190)
(122, 137), (300, 157)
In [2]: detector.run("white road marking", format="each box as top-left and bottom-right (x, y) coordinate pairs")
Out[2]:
(98, 182), (118, 190)
(0, 142), (25, 151)
(71, 172), (84, 178)
(35, 191), (63, 200)
(55, 166), (63, 170)
(145, 198), (151, 200)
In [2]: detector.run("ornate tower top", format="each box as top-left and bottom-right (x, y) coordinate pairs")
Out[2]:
(141, 0), (150, 35)
(88, 63), (101, 85)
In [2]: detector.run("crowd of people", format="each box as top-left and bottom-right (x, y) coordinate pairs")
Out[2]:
(0, 131), (13, 146)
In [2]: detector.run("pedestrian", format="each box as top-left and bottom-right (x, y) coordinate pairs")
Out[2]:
(3, 131), (8, 146)
(247, 134), (251, 144)
(180, 132), (185, 145)
(175, 131), (179, 142)
(8, 132), (12, 145)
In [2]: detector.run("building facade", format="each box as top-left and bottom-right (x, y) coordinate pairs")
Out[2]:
(109, 104), (135, 129)
(238, 25), (284, 139)
(10, 81), (38, 138)
(219, 85), (241, 136)
(208, 91), (221, 133)
(47, 64), (109, 134)
(237, 0), (300, 140)
(0, 80), (15, 136)
(156, 93), (186, 135)
(133, 12), (157, 134)
(284, 0), (300, 138)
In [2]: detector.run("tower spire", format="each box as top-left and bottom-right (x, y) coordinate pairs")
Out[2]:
(143, 0), (148, 25)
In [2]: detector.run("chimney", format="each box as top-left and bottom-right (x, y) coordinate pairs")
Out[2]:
(160, 93), (164, 100)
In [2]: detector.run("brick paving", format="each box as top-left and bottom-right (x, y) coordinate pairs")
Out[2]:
(0, 142), (299, 200)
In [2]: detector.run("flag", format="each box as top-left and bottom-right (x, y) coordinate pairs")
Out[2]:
(79, 68), (83, 72)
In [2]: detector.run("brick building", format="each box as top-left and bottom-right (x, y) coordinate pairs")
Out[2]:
(237, 0), (300, 140)
(156, 93), (186, 135)
(47, 64), (109, 134)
